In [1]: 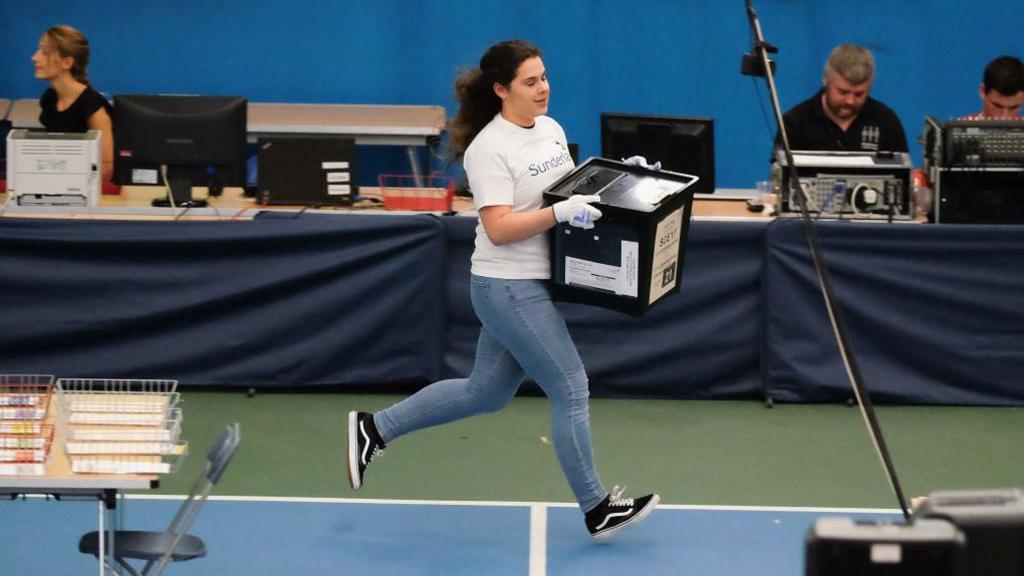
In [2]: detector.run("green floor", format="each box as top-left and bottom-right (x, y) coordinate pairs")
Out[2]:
(154, 390), (1024, 509)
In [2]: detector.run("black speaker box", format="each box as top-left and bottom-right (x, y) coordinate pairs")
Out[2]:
(914, 488), (1024, 576)
(805, 517), (966, 575)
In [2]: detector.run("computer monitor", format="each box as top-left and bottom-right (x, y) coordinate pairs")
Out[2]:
(601, 113), (715, 195)
(113, 94), (247, 207)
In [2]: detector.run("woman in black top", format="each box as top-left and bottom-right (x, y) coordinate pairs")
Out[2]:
(32, 25), (114, 182)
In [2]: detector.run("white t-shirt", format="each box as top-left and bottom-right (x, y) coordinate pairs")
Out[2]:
(463, 113), (574, 279)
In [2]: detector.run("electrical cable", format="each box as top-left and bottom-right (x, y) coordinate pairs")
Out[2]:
(849, 183), (871, 215)
(160, 164), (192, 221)
(204, 195), (224, 220)
(816, 182), (845, 218)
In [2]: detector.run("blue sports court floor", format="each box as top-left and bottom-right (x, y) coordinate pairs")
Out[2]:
(1, 495), (899, 574)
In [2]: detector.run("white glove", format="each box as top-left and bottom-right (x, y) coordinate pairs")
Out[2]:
(622, 155), (662, 171)
(552, 194), (602, 229)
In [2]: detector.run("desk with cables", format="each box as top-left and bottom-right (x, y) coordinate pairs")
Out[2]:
(0, 186), (474, 220)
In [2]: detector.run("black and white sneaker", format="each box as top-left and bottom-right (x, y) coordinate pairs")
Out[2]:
(585, 486), (660, 540)
(347, 411), (385, 490)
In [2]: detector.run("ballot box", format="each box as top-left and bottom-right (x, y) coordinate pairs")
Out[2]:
(543, 157), (699, 316)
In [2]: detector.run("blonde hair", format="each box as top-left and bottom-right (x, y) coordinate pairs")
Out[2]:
(44, 25), (91, 85)
(823, 44), (874, 86)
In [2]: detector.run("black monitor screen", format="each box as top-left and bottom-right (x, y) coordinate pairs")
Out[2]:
(113, 94), (247, 206)
(601, 113), (714, 195)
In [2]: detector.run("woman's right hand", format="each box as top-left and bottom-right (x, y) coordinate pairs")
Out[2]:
(552, 194), (602, 229)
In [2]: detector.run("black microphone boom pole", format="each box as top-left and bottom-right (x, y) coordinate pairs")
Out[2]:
(742, 0), (911, 521)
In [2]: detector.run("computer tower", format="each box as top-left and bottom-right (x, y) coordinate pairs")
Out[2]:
(805, 517), (966, 575)
(256, 136), (357, 206)
(914, 488), (1024, 575)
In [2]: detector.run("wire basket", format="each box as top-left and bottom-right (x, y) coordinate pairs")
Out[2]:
(378, 174), (455, 211)
(56, 378), (187, 474)
(0, 424), (54, 458)
(56, 378), (179, 425)
(0, 375), (55, 421)
(0, 423), (54, 475)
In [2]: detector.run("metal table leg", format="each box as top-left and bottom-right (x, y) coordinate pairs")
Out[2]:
(97, 498), (106, 576)
(405, 146), (424, 188)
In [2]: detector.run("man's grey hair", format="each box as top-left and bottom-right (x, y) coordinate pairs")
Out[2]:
(823, 44), (875, 86)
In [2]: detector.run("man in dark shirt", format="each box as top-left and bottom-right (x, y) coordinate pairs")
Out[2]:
(778, 44), (908, 153)
(972, 55), (1023, 119)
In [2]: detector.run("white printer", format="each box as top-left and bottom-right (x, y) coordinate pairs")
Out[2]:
(6, 129), (101, 207)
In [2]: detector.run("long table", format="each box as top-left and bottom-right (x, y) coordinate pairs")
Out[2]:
(7, 99), (40, 129)
(0, 410), (158, 576)
(0, 198), (1019, 405)
(0, 186), (749, 221)
(8, 99), (446, 184)
(247, 102), (446, 185)
(761, 218), (1024, 405)
(9, 99), (445, 145)
(0, 185), (475, 220)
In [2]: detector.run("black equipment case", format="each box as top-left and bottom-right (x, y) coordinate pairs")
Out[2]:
(805, 517), (966, 575)
(914, 488), (1024, 575)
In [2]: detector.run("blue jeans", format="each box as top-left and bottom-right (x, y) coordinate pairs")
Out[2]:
(375, 275), (607, 511)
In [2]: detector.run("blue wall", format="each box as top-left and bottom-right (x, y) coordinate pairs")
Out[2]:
(2, 1), (1021, 188)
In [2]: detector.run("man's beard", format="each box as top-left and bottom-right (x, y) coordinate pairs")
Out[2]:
(825, 97), (861, 121)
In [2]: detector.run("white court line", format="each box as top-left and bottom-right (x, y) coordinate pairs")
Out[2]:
(121, 493), (900, 515)
(529, 504), (547, 576)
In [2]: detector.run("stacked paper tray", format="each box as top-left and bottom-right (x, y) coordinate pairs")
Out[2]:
(0, 375), (56, 476)
(0, 424), (55, 475)
(66, 453), (185, 475)
(56, 378), (187, 475)
(0, 375), (54, 422)
(64, 409), (183, 454)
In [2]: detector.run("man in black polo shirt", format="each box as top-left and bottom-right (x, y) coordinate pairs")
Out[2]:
(778, 44), (908, 153)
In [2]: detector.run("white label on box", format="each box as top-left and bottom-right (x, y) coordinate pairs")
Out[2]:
(564, 240), (638, 297)
(622, 241), (638, 296)
(327, 184), (351, 196)
(870, 543), (902, 564)
(322, 161), (349, 169)
(565, 257), (619, 294)
(326, 172), (350, 183)
(132, 168), (158, 185)
(649, 207), (683, 304)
